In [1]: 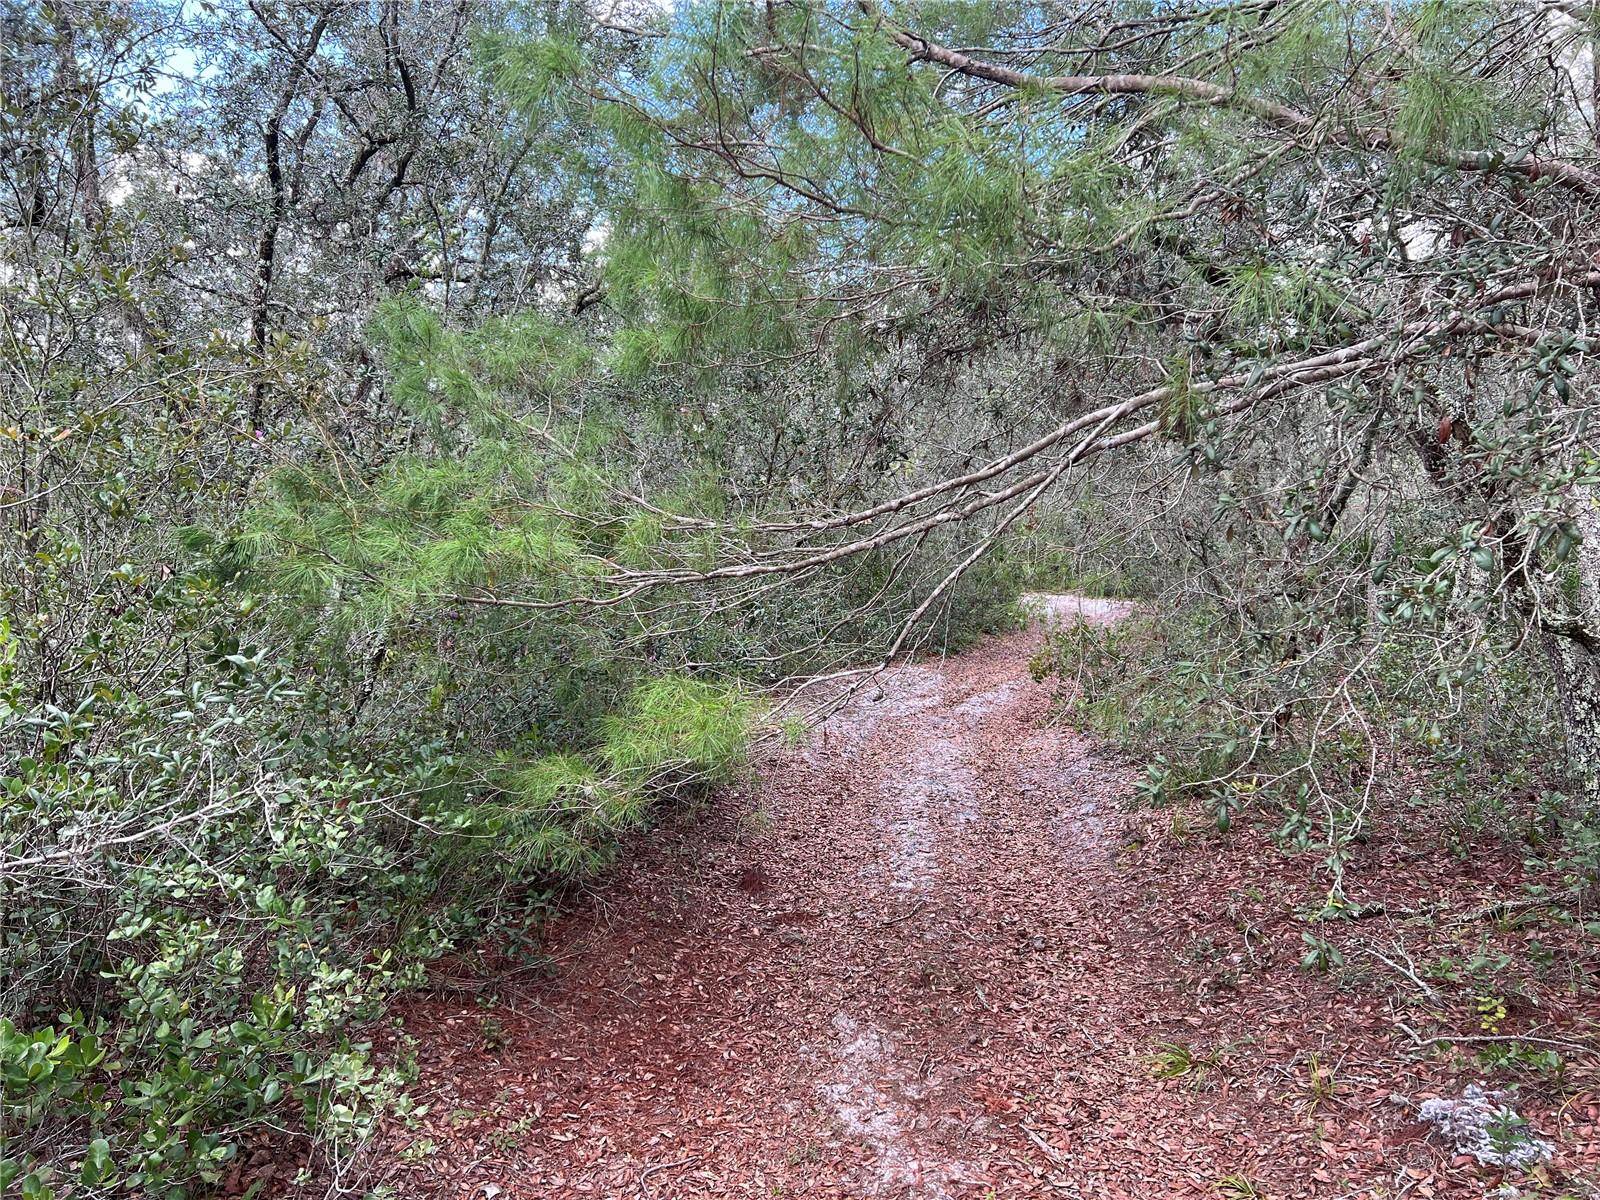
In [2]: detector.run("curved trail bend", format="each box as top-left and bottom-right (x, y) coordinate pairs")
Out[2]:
(382, 597), (1269, 1197)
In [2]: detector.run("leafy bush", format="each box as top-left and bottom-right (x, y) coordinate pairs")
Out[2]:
(1036, 593), (1570, 881)
(0, 599), (760, 1195)
(1, 612), (459, 1194)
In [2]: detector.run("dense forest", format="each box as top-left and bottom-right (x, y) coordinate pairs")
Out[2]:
(3, 1), (1599, 1196)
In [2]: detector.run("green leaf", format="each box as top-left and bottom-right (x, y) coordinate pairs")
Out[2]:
(81, 1139), (114, 1185)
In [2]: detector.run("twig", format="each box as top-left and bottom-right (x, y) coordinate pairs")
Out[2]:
(1449, 892), (1582, 925)
(880, 901), (927, 926)
(639, 1155), (700, 1192)
(1021, 1125), (1068, 1165)
(1396, 1022), (1595, 1057)
(1358, 946), (1441, 1001)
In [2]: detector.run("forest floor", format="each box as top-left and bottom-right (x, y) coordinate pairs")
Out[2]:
(352, 598), (1600, 1200)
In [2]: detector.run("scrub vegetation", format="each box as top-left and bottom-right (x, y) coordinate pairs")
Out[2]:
(3, 1), (1598, 1195)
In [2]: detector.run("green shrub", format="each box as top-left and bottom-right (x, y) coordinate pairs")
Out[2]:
(1037, 594), (1568, 883)
(2, 617), (766, 1198)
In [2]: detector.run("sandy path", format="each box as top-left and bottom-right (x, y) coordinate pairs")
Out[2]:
(375, 598), (1192, 1198)
(366, 595), (1596, 1198)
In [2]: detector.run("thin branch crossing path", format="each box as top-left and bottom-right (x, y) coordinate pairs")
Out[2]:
(368, 600), (1600, 1199)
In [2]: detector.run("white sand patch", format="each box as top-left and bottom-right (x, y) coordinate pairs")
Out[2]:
(820, 1011), (957, 1197)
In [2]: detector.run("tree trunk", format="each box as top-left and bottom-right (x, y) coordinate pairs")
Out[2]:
(1544, 631), (1600, 809)
(1547, 490), (1600, 808)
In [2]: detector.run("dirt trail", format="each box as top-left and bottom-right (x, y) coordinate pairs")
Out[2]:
(372, 597), (1598, 1199)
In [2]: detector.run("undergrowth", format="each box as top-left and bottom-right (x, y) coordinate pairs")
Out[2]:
(0, 625), (758, 1198)
(1034, 603), (1599, 897)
